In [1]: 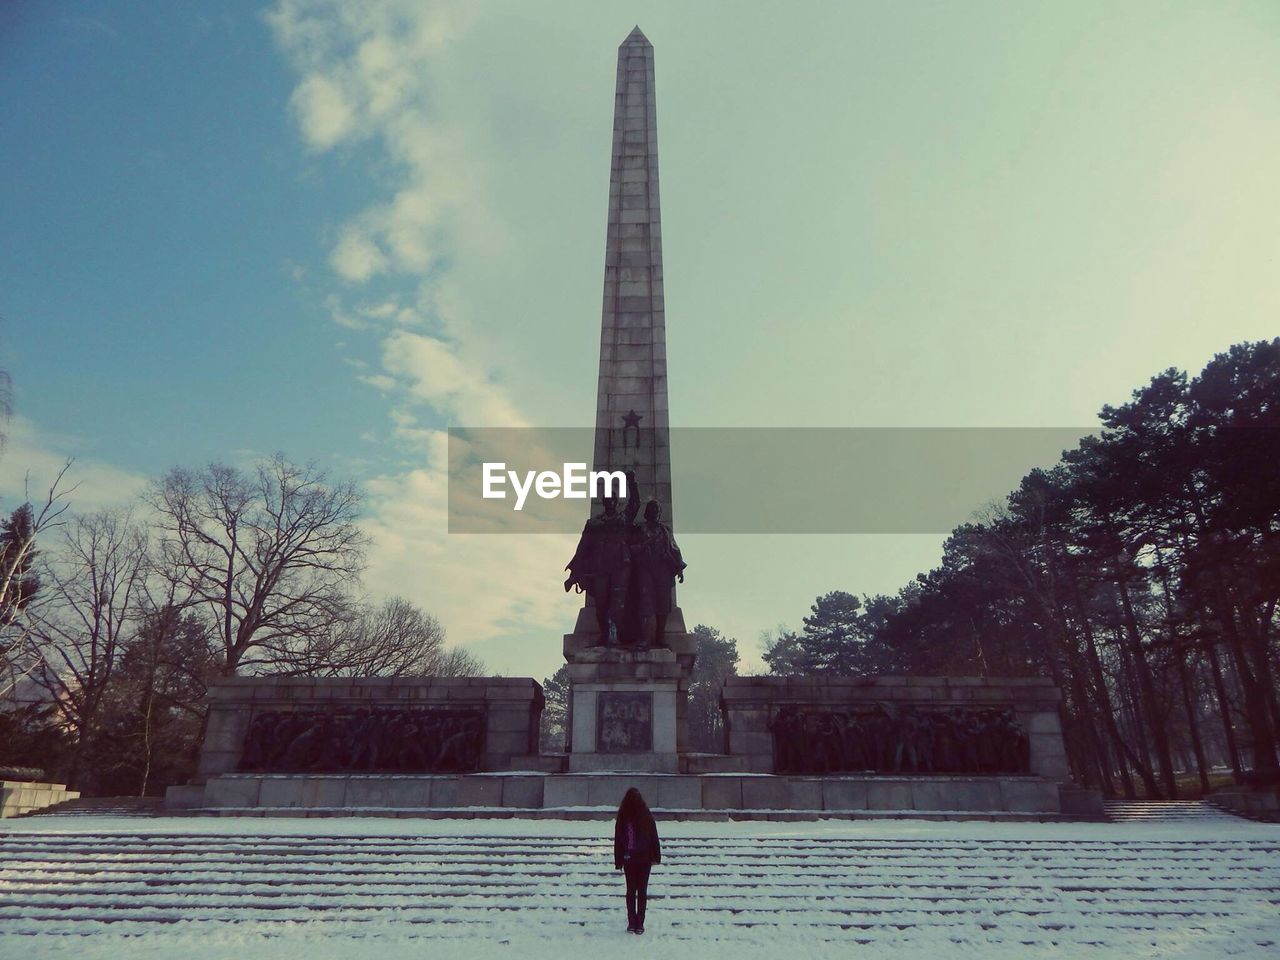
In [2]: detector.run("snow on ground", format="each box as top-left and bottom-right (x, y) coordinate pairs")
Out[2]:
(3, 813), (1275, 840)
(2, 815), (1277, 960)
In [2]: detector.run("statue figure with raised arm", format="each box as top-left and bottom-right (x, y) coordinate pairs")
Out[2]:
(564, 469), (640, 645)
(627, 493), (686, 649)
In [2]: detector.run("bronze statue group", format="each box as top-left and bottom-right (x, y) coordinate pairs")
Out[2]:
(564, 470), (686, 648)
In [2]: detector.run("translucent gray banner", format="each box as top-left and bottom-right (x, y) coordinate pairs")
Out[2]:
(447, 427), (1098, 534)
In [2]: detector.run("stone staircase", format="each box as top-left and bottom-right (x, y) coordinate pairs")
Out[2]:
(22, 797), (162, 818)
(0, 780), (78, 819)
(1104, 801), (1242, 823)
(0, 829), (1277, 949)
(1209, 788), (1280, 824)
(171, 772), (1083, 819)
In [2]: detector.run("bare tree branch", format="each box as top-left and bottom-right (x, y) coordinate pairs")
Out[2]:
(1, 461), (76, 699)
(148, 454), (369, 675)
(24, 509), (149, 787)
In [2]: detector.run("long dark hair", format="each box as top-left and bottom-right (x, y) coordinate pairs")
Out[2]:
(617, 787), (651, 823)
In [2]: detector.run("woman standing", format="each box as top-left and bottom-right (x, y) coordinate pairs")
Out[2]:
(614, 787), (661, 934)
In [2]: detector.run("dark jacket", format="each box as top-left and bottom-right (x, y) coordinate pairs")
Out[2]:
(614, 809), (661, 869)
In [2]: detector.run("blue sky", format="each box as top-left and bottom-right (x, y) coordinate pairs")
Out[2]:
(2, 4), (388, 473)
(3, 1), (1279, 680)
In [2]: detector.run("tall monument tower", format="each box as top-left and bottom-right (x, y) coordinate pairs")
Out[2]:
(593, 26), (673, 528)
(562, 28), (694, 773)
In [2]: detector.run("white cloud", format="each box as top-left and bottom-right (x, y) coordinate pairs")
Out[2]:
(382, 329), (523, 427)
(290, 73), (356, 150)
(326, 296), (366, 331)
(330, 225), (388, 283)
(267, 0), (473, 283)
(0, 417), (147, 514)
(267, 1), (572, 665)
(361, 299), (400, 320)
(360, 465), (578, 657)
(357, 373), (397, 392)
(387, 407), (438, 448)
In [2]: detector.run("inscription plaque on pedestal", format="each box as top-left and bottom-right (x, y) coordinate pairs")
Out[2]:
(596, 692), (653, 753)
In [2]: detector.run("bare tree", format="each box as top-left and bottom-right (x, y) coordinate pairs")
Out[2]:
(149, 454), (368, 675)
(0, 366), (12, 455)
(300, 596), (484, 678)
(1, 462), (75, 698)
(434, 644), (487, 677)
(27, 509), (149, 787)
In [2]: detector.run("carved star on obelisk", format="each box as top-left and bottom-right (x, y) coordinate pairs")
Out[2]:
(621, 408), (643, 449)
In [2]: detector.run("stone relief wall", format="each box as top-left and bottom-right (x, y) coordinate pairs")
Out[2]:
(720, 676), (1069, 779)
(769, 705), (1030, 775)
(194, 677), (543, 780)
(239, 707), (486, 774)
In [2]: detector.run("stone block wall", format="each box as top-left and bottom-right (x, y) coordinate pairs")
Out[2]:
(195, 676), (544, 781)
(1211, 785), (1280, 818)
(720, 676), (1070, 780)
(191, 771), (1068, 815)
(1, 780), (79, 818)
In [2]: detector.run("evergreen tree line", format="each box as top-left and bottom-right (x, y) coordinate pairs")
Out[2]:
(0, 455), (479, 796)
(764, 340), (1280, 798)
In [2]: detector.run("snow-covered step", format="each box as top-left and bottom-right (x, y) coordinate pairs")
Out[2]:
(1104, 801), (1241, 823)
(1, 829), (1277, 950)
(23, 797), (162, 818)
(180, 806), (1075, 822)
(0, 821), (1274, 960)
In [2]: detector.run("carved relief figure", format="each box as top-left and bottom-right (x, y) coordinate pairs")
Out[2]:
(769, 704), (1032, 776)
(239, 707), (486, 774)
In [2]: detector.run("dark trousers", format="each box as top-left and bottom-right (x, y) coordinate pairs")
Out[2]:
(623, 860), (651, 928)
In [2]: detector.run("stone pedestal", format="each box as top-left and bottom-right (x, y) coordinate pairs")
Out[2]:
(562, 620), (695, 773)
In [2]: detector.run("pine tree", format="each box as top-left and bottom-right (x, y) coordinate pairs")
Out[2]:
(540, 664), (570, 752)
(687, 625), (739, 752)
(800, 591), (865, 675)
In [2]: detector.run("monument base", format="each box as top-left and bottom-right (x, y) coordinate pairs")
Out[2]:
(561, 627), (694, 771)
(567, 752), (680, 774)
(562, 605), (695, 663)
(169, 772), (1087, 819)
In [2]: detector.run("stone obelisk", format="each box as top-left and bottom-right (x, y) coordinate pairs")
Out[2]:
(563, 28), (694, 773)
(593, 25), (672, 529)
